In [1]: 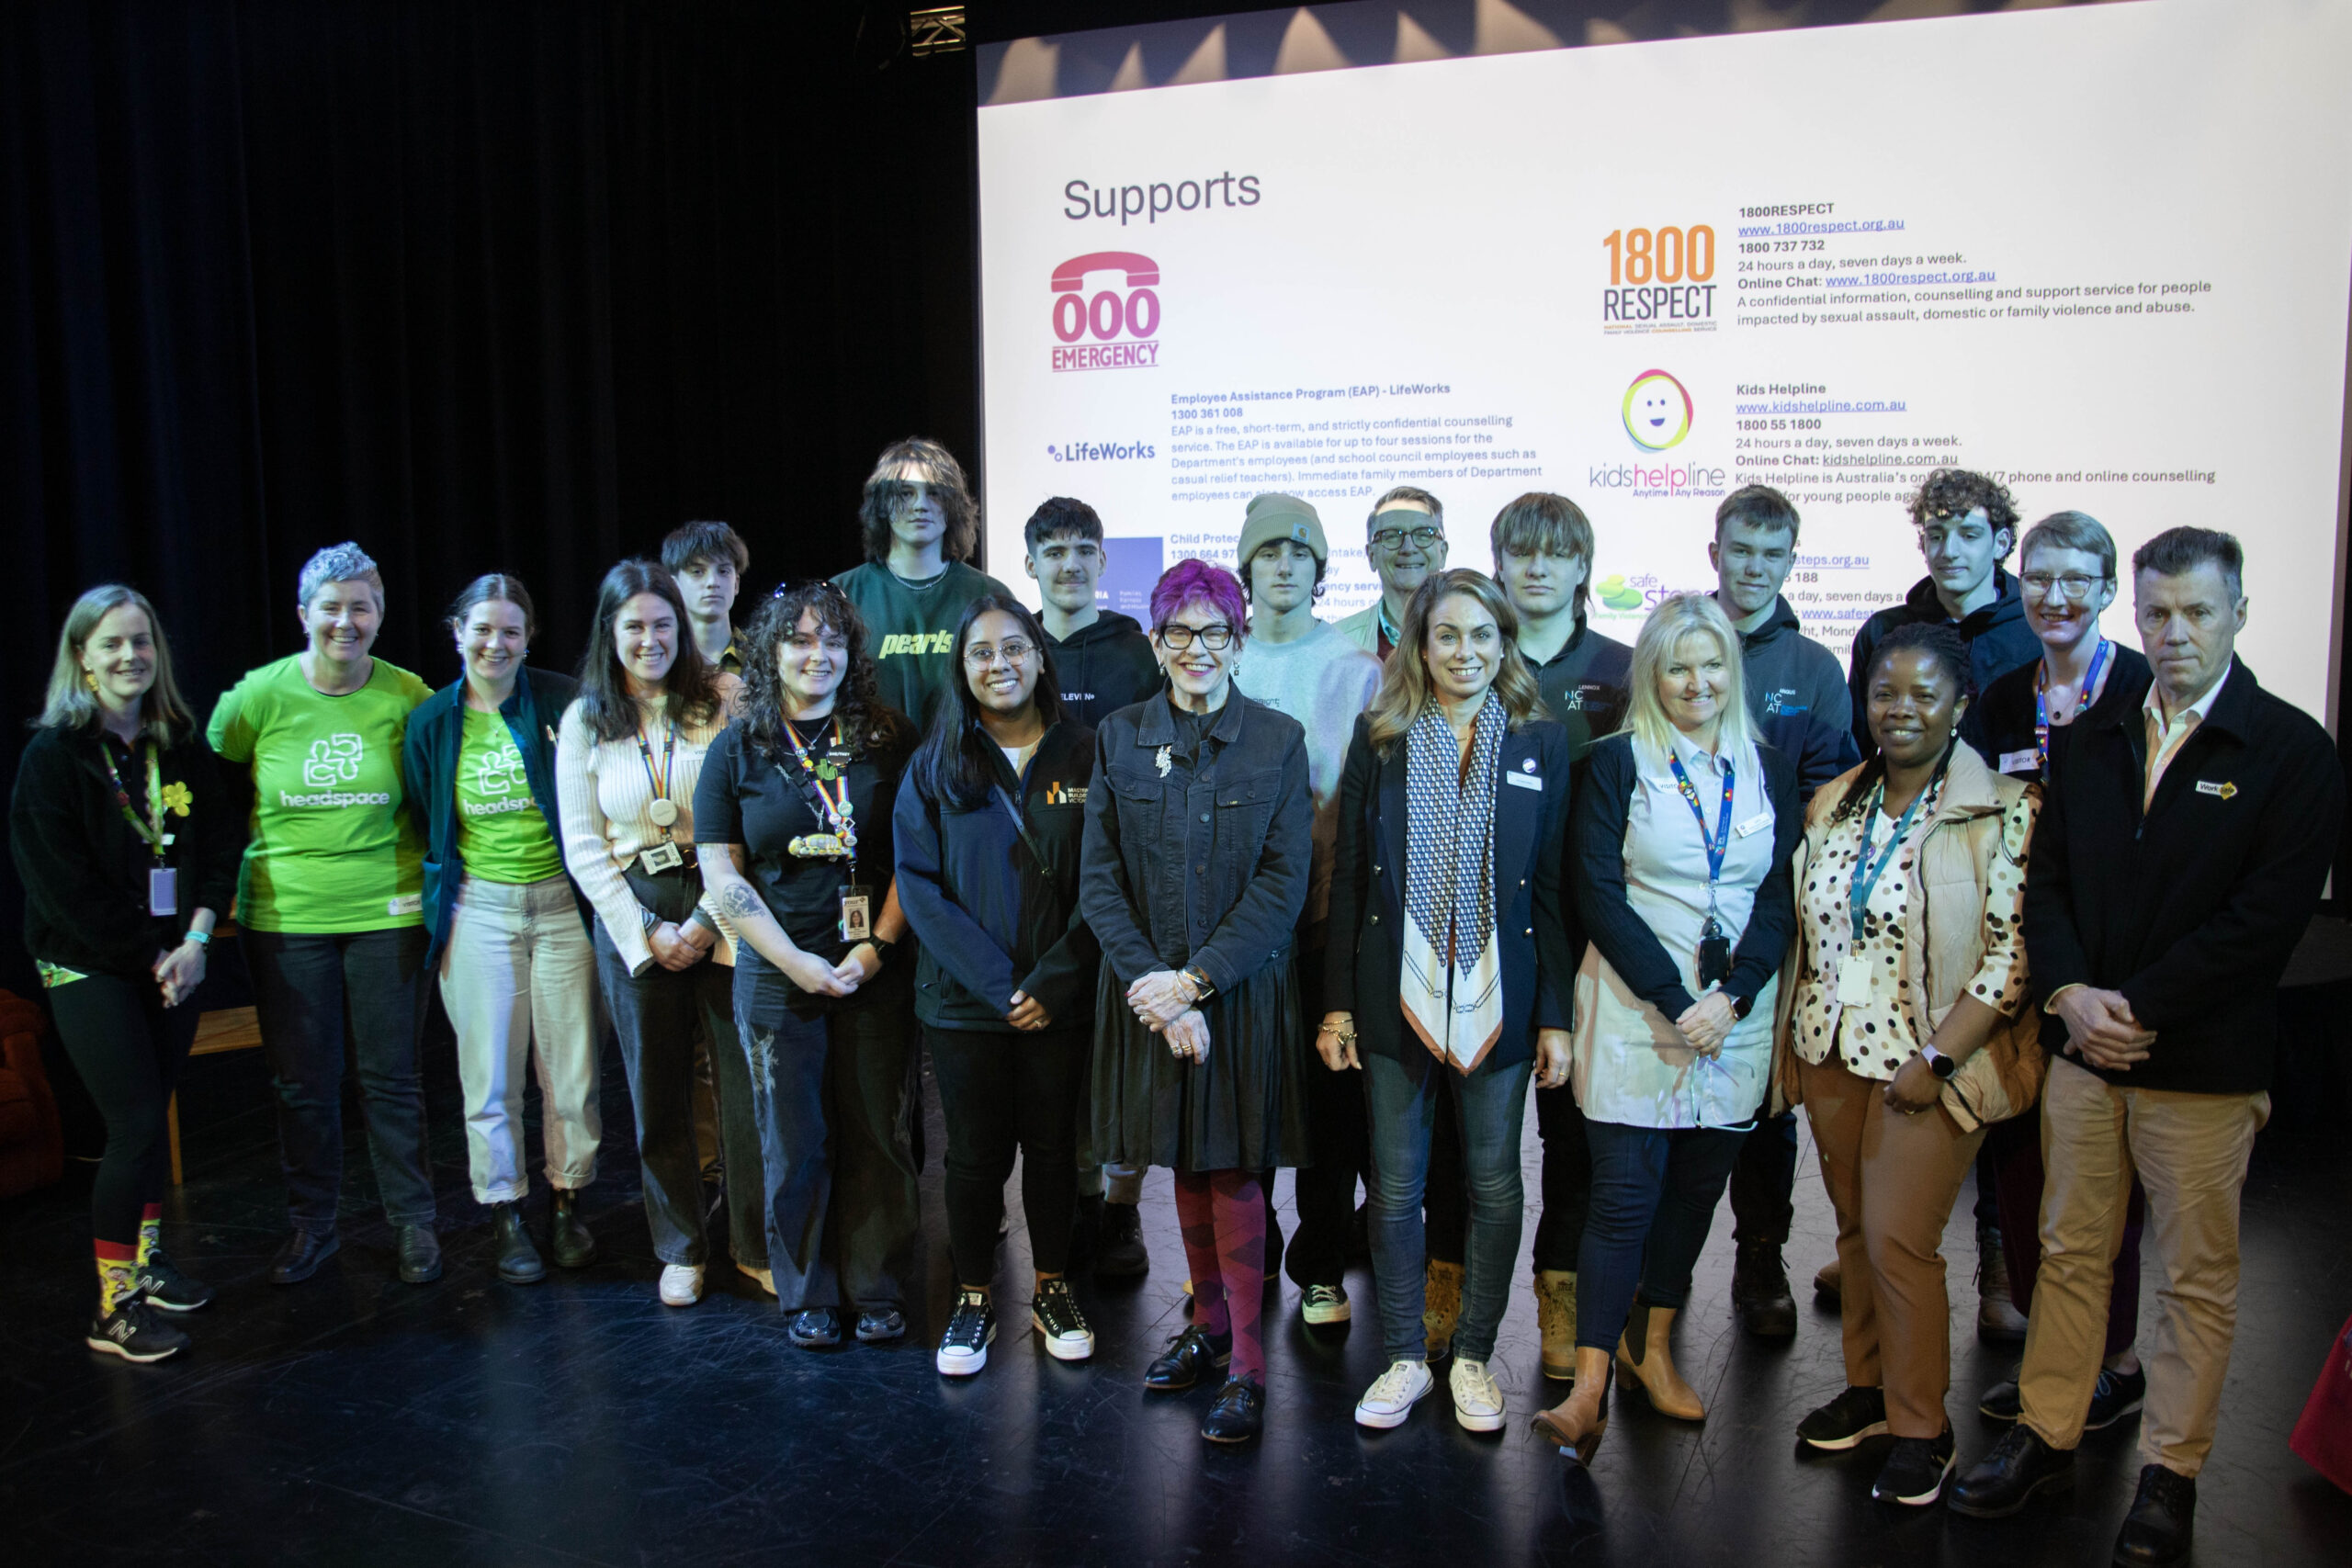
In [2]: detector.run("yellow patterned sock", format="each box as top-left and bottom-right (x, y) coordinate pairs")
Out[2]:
(96, 1243), (140, 1315)
(138, 1202), (164, 1268)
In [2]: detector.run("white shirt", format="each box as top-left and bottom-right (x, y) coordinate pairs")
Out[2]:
(1572, 728), (1780, 1129)
(2141, 664), (2229, 809)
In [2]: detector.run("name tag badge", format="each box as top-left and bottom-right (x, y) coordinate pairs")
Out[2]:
(2194, 779), (2238, 799)
(638, 840), (684, 874)
(1735, 810), (1773, 838)
(1505, 771), (1544, 792)
(148, 866), (178, 919)
(1836, 953), (1875, 1006)
(838, 885), (872, 942)
(1998, 749), (2041, 776)
(389, 892), (424, 917)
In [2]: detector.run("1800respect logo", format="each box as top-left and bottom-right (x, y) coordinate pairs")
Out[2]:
(1051, 252), (1161, 372)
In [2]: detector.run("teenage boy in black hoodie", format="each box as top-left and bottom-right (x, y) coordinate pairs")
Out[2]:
(1022, 495), (1162, 1275)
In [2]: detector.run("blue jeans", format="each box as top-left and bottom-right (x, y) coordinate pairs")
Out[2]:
(1363, 1048), (1532, 1365)
(1577, 1120), (1747, 1350)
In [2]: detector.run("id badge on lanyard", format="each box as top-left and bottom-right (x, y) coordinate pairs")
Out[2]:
(149, 866), (179, 919)
(838, 885), (872, 942)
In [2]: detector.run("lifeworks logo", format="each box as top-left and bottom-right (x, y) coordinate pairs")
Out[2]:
(1048, 440), (1158, 462)
(1052, 252), (1161, 372)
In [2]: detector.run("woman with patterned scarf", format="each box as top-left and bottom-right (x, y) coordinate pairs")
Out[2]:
(1322, 569), (1576, 1435)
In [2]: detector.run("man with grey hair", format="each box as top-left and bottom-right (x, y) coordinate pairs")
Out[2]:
(1335, 486), (1446, 660)
(1951, 527), (2343, 1568)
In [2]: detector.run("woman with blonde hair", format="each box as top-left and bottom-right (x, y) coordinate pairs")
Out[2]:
(12, 586), (243, 1359)
(1533, 592), (1801, 1459)
(1323, 569), (1576, 1433)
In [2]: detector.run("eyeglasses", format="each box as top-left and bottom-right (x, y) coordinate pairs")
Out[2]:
(1156, 622), (1235, 651)
(1370, 525), (1442, 552)
(963, 640), (1035, 669)
(2020, 572), (2104, 601)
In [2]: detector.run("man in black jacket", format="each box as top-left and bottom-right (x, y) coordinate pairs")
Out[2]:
(1951, 528), (2345, 1568)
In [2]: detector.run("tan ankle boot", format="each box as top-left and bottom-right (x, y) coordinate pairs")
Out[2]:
(1533, 1269), (1578, 1382)
(1615, 1297), (1705, 1420)
(1423, 1258), (1464, 1361)
(1531, 1346), (1615, 1462)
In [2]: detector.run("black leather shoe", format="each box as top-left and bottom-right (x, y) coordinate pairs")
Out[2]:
(789, 1308), (842, 1348)
(397, 1224), (443, 1284)
(855, 1308), (907, 1343)
(269, 1227), (340, 1285)
(492, 1204), (544, 1284)
(1201, 1377), (1265, 1444)
(1949, 1424), (2075, 1517)
(2113, 1464), (2195, 1567)
(549, 1189), (597, 1269)
(1143, 1325), (1232, 1391)
(1732, 1238), (1798, 1339)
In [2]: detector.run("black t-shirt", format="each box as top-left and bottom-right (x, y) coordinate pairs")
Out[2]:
(694, 716), (910, 965)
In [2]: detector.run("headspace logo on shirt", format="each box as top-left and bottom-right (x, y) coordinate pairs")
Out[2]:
(1051, 252), (1161, 373)
(876, 631), (956, 659)
(283, 733), (390, 807)
(475, 743), (526, 797)
(460, 796), (534, 818)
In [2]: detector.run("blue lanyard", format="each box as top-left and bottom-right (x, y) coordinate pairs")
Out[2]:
(2032, 637), (2110, 781)
(1849, 780), (1930, 945)
(1665, 749), (1736, 893)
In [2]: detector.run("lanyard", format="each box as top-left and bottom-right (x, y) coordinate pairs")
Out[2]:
(784, 716), (855, 840)
(1849, 779), (1931, 945)
(99, 739), (169, 862)
(635, 718), (679, 837)
(2032, 637), (2111, 781)
(1665, 747), (1736, 901)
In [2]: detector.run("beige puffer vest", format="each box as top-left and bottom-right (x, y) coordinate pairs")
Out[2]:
(1771, 744), (2042, 1132)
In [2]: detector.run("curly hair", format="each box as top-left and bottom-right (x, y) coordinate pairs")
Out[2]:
(856, 437), (979, 565)
(1907, 468), (2019, 550)
(1833, 620), (1973, 821)
(737, 581), (914, 768)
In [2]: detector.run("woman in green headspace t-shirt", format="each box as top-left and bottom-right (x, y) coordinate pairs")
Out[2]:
(207, 542), (442, 1290)
(401, 574), (596, 1289)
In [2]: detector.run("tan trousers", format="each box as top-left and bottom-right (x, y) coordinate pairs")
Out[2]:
(1798, 1054), (1987, 1438)
(2019, 1054), (2267, 1474)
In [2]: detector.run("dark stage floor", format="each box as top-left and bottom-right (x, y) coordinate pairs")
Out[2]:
(3, 1039), (2348, 1568)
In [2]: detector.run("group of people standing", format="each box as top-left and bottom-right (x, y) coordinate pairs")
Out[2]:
(13, 439), (2338, 1568)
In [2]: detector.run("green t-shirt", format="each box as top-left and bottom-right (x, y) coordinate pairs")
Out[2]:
(207, 654), (433, 932)
(831, 560), (1015, 732)
(454, 705), (564, 885)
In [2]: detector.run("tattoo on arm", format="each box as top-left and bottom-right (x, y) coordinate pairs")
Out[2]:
(719, 885), (762, 920)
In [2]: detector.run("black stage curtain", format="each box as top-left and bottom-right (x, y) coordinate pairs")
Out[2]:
(0, 0), (979, 995)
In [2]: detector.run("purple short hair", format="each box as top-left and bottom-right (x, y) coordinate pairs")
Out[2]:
(1148, 558), (1247, 635)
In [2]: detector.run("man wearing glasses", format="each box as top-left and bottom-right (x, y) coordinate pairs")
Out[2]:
(1336, 486), (1447, 660)
(1844, 468), (2041, 759)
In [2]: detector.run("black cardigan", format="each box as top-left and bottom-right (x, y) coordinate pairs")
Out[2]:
(1959, 642), (2152, 778)
(1571, 730), (1802, 1022)
(10, 723), (245, 977)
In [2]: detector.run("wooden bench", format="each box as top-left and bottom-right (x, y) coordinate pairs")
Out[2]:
(167, 1005), (264, 1185)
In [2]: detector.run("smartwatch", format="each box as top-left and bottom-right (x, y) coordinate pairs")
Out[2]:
(1922, 1043), (1960, 1080)
(1727, 992), (1754, 1021)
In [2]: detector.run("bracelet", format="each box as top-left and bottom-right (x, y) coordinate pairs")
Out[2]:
(185, 929), (211, 948)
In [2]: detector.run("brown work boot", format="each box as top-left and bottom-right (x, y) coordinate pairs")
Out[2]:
(1534, 1269), (1578, 1382)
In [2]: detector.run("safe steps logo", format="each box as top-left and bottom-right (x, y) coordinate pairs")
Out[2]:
(1051, 252), (1161, 372)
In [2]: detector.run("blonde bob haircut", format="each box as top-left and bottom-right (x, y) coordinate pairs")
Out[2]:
(1363, 569), (1548, 755)
(1622, 592), (1757, 760)
(39, 584), (196, 745)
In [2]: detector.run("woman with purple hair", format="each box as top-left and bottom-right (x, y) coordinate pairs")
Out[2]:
(1079, 558), (1312, 1445)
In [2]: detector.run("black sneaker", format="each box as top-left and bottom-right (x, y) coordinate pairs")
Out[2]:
(136, 1248), (215, 1313)
(1095, 1201), (1150, 1278)
(1979, 1377), (2023, 1422)
(1872, 1428), (1958, 1506)
(1979, 1364), (2146, 1429)
(1031, 1278), (1094, 1361)
(1798, 1385), (1890, 1450)
(87, 1297), (188, 1363)
(788, 1308), (842, 1348)
(855, 1307), (907, 1343)
(935, 1290), (996, 1376)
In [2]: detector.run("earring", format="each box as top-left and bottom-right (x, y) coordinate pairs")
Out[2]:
(84, 670), (99, 692)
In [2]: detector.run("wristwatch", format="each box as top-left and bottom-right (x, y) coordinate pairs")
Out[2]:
(1922, 1043), (1960, 1080)
(1727, 992), (1754, 1021)
(1181, 964), (1216, 1002)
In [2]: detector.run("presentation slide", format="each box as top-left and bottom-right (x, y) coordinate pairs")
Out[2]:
(975, 0), (2352, 720)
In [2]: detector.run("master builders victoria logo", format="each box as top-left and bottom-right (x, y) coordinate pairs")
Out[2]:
(1051, 252), (1161, 371)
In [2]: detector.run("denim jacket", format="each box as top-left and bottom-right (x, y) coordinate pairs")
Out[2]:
(1079, 692), (1310, 995)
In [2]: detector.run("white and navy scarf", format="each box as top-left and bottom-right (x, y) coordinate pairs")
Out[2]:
(1400, 696), (1506, 1072)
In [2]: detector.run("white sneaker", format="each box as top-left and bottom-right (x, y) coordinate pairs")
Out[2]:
(738, 1261), (775, 1296)
(1301, 1283), (1351, 1325)
(659, 1263), (705, 1306)
(1355, 1359), (1433, 1429)
(1450, 1357), (1506, 1431)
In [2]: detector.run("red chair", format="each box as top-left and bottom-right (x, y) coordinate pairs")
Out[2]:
(0, 990), (66, 1198)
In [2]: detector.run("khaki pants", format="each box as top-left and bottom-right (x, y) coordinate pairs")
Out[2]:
(1798, 1055), (1987, 1438)
(2019, 1054), (2267, 1474)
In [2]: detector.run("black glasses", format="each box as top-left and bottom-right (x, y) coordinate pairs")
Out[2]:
(1370, 525), (1442, 552)
(1157, 622), (1235, 651)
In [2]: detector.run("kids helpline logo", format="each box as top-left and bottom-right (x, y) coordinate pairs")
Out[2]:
(1590, 367), (1724, 499)
(1052, 252), (1161, 372)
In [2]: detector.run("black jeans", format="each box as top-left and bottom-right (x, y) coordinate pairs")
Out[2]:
(736, 956), (919, 1312)
(1727, 1108), (1798, 1247)
(245, 927), (435, 1229)
(1425, 1080), (1589, 1274)
(928, 1023), (1085, 1286)
(594, 927), (765, 1268)
(47, 971), (199, 1246)
(1285, 945), (1364, 1289)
